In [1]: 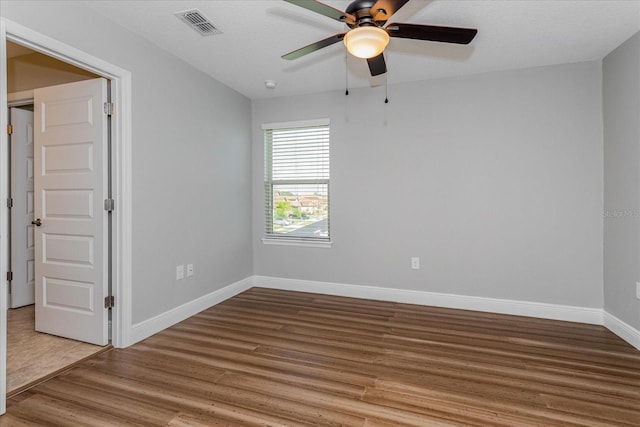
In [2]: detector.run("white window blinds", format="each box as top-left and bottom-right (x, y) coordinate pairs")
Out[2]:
(263, 119), (330, 242)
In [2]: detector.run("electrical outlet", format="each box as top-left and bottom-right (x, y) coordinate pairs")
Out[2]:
(176, 265), (184, 280)
(636, 282), (640, 300)
(187, 263), (194, 277)
(411, 257), (420, 270)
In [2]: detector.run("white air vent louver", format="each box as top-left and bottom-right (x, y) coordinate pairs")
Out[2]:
(175, 9), (222, 36)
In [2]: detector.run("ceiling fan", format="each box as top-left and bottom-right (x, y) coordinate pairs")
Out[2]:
(282, 0), (478, 76)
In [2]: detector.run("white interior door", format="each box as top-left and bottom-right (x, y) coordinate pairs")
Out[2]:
(9, 107), (35, 308)
(34, 78), (109, 345)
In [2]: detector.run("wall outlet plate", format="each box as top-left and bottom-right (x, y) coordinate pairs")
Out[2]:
(176, 265), (184, 280)
(187, 264), (194, 277)
(636, 282), (640, 300)
(411, 257), (420, 270)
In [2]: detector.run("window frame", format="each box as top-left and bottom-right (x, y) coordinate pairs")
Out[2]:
(262, 118), (331, 248)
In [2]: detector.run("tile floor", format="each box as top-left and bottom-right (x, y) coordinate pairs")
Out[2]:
(6, 305), (105, 395)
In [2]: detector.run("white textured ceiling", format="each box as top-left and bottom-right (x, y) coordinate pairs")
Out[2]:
(82, 0), (640, 100)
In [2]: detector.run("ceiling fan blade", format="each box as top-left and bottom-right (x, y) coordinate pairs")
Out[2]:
(386, 23), (478, 44)
(370, 0), (411, 22)
(367, 53), (387, 76)
(283, 0), (355, 24)
(282, 33), (346, 60)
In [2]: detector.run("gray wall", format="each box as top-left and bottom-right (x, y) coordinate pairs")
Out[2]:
(1, 1), (253, 323)
(253, 62), (604, 308)
(603, 32), (640, 329)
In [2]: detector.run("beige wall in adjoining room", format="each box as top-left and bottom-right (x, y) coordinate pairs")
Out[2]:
(8, 49), (98, 93)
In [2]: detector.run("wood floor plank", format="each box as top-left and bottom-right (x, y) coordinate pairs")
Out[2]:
(33, 379), (178, 425)
(67, 363), (364, 427)
(362, 387), (589, 427)
(54, 369), (313, 427)
(2, 393), (149, 426)
(130, 340), (377, 389)
(384, 327), (640, 371)
(216, 372), (470, 427)
(2, 287), (639, 426)
(540, 393), (640, 425)
(165, 411), (294, 427)
(374, 354), (639, 401)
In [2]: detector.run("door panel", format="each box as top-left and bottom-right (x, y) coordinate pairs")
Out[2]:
(9, 107), (35, 308)
(34, 78), (109, 345)
(42, 142), (93, 174)
(43, 277), (94, 313)
(43, 190), (94, 218)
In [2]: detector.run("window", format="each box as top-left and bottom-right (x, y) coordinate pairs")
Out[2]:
(263, 119), (330, 246)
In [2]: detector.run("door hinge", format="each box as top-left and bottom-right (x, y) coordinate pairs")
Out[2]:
(6, 271), (13, 281)
(7, 124), (13, 135)
(104, 295), (115, 309)
(7, 198), (13, 209)
(104, 198), (115, 211)
(104, 102), (115, 116)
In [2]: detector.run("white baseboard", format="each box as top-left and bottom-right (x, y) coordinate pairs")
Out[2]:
(603, 311), (640, 350)
(130, 276), (253, 345)
(253, 276), (604, 325)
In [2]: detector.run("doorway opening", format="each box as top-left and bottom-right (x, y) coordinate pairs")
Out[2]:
(1, 18), (133, 415)
(5, 43), (110, 396)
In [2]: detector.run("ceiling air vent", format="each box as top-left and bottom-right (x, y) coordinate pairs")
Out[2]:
(175, 9), (222, 37)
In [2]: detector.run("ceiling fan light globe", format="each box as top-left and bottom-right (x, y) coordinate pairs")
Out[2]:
(343, 26), (389, 59)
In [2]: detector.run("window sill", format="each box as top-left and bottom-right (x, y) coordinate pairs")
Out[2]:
(262, 238), (332, 248)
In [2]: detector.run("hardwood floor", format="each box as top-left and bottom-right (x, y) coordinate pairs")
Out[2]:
(2, 287), (639, 426)
(6, 305), (108, 396)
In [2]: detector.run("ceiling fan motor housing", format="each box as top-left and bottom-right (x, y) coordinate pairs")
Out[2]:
(345, 0), (384, 28)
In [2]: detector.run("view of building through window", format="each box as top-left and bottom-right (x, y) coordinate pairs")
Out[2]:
(272, 183), (328, 238)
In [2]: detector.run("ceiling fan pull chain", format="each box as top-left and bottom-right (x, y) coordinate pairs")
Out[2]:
(345, 53), (350, 96)
(384, 64), (389, 104)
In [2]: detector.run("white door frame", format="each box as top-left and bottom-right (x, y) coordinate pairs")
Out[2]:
(0, 18), (133, 414)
